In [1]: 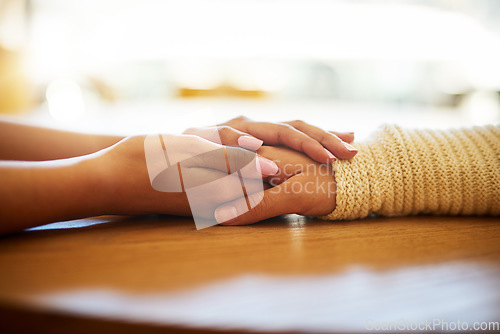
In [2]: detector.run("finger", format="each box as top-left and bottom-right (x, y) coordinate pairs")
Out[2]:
(182, 166), (267, 229)
(184, 146), (278, 178)
(217, 126), (264, 151)
(261, 155), (306, 186)
(214, 177), (301, 225)
(239, 122), (336, 164)
(183, 169), (265, 206)
(184, 126), (263, 151)
(285, 120), (358, 160)
(217, 118), (355, 162)
(330, 131), (355, 143)
(146, 134), (276, 195)
(183, 127), (224, 144)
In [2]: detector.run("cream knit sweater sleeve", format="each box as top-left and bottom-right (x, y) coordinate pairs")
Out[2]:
(322, 124), (500, 220)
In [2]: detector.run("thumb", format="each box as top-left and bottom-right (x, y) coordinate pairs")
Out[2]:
(214, 180), (298, 225)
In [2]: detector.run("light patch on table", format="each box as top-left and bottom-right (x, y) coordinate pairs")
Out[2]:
(27, 217), (120, 231)
(35, 262), (500, 332)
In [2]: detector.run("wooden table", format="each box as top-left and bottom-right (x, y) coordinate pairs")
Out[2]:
(0, 214), (499, 333)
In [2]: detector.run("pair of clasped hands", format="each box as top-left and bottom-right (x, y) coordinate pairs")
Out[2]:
(105, 117), (357, 227)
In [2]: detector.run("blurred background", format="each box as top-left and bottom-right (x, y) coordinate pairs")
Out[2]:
(1, 0), (500, 137)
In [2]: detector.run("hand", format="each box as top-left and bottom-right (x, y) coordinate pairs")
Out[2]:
(98, 134), (277, 224)
(183, 116), (357, 164)
(213, 145), (337, 225)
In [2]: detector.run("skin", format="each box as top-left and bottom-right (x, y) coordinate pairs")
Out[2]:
(0, 116), (356, 162)
(0, 136), (240, 234)
(0, 117), (347, 235)
(0, 154), (117, 234)
(217, 145), (336, 225)
(0, 118), (123, 161)
(0, 138), (335, 234)
(218, 116), (356, 162)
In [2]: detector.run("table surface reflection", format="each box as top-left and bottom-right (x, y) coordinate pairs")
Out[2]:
(0, 214), (499, 333)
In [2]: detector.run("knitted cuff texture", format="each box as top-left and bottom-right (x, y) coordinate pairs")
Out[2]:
(322, 124), (500, 220)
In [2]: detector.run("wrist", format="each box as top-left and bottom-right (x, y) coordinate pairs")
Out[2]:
(74, 150), (119, 216)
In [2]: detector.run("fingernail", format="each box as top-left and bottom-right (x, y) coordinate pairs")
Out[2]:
(256, 156), (279, 176)
(342, 141), (358, 152)
(238, 135), (263, 151)
(215, 205), (238, 224)
(325, 148), (337, 161)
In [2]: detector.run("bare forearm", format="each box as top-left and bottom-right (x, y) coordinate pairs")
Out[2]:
(0, 118), (124, 161)
(0, 156), (112, 234)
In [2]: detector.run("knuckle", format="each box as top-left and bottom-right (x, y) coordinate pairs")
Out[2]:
(278, 123), (295, 131)
(251, 194), (269, 216)
(234, 115), (249, 122)
(317, 132), (330, 142)
(217, 125), (234, 139)
(289, 119), (305, 127)
(183, 127), (196, 135)
(225, 116), (249, 127)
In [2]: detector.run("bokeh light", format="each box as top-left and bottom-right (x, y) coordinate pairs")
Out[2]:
(46, 79), (85, 122)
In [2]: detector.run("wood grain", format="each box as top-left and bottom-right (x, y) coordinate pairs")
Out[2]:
(0, 214), (499, 333)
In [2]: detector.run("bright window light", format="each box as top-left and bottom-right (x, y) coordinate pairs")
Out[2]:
(46, 79), (85, 122)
